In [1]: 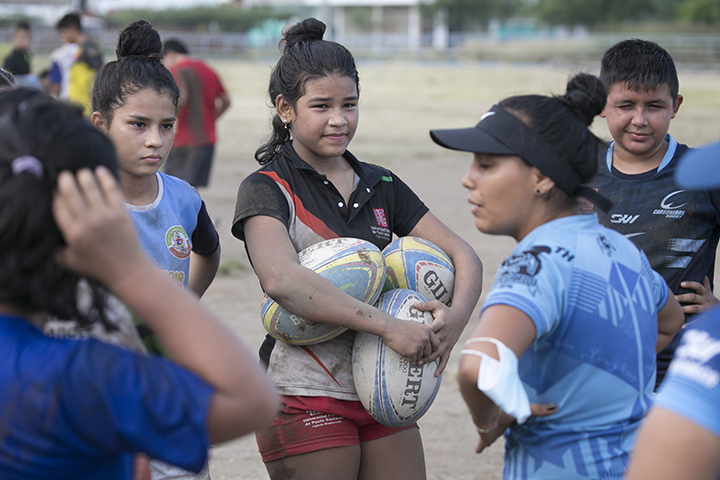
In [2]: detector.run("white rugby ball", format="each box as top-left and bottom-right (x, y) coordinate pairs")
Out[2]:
(261, 237), (385, 345)
(352, 289), (443, 428)
(382, 236), (455, 306)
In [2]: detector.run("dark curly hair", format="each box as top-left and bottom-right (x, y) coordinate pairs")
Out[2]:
(0, 87), (117, 326)
(255, 17), (360, 165)
(92, 20), (179, 123)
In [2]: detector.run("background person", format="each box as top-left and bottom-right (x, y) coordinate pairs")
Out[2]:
(162, 38), (230, 188)
(0, 86), (278, 480)
(2, 21), (42, 90)
(232, 17), (483, 480)
(432, 73), (684, 479)
(49, 12), (103, 115)
(588, 39), (720, 388)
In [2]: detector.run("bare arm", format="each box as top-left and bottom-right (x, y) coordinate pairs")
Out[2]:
(188, 247), (220, 298)
(243, 215), (439, 363)
(53, 167), (278, 444)
(409, 211), (484, 374)
(657, 289), (685, 353)
(215, 92), (230, 119)
(626, 408), (720, 480)
(457, 305), (556, 452)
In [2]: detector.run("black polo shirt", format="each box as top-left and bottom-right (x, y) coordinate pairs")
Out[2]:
(232, 144), (428, 253)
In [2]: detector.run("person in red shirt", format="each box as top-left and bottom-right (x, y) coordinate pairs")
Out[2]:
(162, 39), (230, 188)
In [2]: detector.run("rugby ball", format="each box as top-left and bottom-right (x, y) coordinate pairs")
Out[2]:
(352, 289), (443, 428)
(382, 237), (455, 306)
(261, 237), (385, 345)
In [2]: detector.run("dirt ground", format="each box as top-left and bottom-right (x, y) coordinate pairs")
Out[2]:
(190, 59), (720, 479)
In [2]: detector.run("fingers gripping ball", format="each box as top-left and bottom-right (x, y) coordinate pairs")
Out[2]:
(382, 237), (455, 306)
(352, 289), (443, 428)
(261, 237), (385, 345)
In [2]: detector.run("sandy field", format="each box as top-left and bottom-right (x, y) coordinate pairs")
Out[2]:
(192, 58), (720, 479)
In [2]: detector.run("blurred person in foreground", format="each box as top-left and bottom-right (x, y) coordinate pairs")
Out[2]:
(0, 87), (277, 479)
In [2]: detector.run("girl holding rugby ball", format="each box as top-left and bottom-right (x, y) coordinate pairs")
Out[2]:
(233, 17), (483, 480)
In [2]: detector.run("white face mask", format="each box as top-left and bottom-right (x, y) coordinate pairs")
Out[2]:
(461, 337), (532, 424)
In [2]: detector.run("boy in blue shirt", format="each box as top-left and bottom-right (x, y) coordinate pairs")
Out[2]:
(589, 39), (720, 387)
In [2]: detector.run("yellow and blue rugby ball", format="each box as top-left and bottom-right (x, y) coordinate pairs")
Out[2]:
(261, 237), (385, 345)
(382, 237), (455, 306)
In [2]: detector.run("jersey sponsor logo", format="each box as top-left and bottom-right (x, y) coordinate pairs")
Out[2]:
(671, 330), (720, 388)
(373, 208), (388, 228)
(610, 214), (640, 224)
(660, 190), (688, 210)
(164, 269), (186, 285)
(497, 245), (551, 295)
(165, 225), (191, 259)
(653, 190), (687, 219)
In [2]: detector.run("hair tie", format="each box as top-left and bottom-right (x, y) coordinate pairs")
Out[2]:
(12, 155), (44, 179)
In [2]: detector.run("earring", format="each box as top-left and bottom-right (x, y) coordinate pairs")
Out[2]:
(536, 189), (541, 194)
(283, 120), (289, 130)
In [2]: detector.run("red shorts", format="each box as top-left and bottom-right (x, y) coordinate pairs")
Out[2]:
(255, 395), (418, 462)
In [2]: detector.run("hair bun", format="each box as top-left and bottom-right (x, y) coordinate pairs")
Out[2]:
(282, 17), (326, 53)
(559, 73), (607, 126)
(116, 20), (163, 59)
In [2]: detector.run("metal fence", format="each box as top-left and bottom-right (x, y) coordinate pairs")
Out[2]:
(3, 27), (720, 67)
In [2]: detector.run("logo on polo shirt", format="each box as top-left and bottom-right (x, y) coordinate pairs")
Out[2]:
(166, 225), (191, 259)
(653, 190), (687, 219)
(373, 208), (388, 228)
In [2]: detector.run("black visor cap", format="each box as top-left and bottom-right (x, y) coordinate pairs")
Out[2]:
(430, 123), (517, 156)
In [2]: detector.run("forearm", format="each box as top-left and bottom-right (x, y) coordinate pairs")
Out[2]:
(447, 243), (483, 323)
(112, 262), (255, 388)
(114, 264), (277, 440)
(458, 354), (500, 426)
(188, 248), (220, 298)
(264, 261), (396, 337)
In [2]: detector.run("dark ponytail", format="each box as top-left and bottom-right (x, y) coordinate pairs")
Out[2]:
(0, 87), (118, 326)
(499, 73), (607, 186)
(255, 17), (359, 165)
(92, 20), (179, 122)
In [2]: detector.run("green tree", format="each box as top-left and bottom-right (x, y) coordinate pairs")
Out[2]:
(531, 0), (660, 26)
(426, 0), (521, 31)
(677, 0), (720, 23)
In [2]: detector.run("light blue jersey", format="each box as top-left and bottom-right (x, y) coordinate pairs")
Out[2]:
(656, 306), (720, 439)
(483, 214), (669, 479)
(126, 172), (202, 288)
